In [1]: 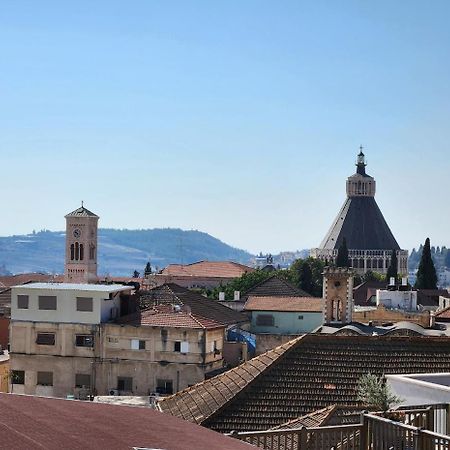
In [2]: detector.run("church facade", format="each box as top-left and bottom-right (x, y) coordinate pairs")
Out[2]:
(311, 150), (408, 276)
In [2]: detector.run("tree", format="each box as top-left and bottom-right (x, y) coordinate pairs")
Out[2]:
(297, 261), (313, 294)
(357, 373), (402, 413)
(386, 250), (398, 283)
(415, 238), (438, 289)
(133, 270), (140, 278)
(144, 261), (152, 276)
(336, 238), (350, 268)
(445, 249), (450, 269)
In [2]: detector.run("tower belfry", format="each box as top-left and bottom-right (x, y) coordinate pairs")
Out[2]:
(64, 204), (99, 283)
(311, 149), (408, 276)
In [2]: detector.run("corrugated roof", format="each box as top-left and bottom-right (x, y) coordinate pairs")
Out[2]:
(160, 261), (254, 278)
(159, 333), (450, 433)
(244, 296), (323, 312)
(270, 405), (337, 430)
(12, 282), (132, 293)
(0, 393), (250, 450)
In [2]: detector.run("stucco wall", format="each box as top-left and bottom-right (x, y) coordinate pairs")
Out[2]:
(250, 311), (322, 334)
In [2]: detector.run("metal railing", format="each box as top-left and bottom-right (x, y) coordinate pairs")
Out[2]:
(228, 405), (450, 450)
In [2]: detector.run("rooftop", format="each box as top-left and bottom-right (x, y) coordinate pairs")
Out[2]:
(118, 305), (225, 330)
(0, 393), (250, 450)
(159, 333), (450, 433)
(140, 283), (248, 326)
(244, 296), (323, 313)
(159, 260), (254, 278)
(243, 275), (312, 298)
(65, 205), (99, 218)
(12, 282), (133, 293)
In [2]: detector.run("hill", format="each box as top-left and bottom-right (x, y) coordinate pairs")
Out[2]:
(0, 228), (253, 276)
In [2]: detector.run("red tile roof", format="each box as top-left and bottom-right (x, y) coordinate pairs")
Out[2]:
(0, 273), (61, 287)
(0, 393), (249, 450)
(119, 305), (225, 330)
(160, 260), (254, 278)
(435, 306), (450, 320)
(244, 296), (323, 312)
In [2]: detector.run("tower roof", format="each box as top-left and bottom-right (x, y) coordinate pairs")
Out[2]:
(65, 205), (99, 218)
(320, 197), (400, 250)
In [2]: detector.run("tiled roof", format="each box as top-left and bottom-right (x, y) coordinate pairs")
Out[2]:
(159, 337), (302, 425)
(140, 283), (249, 326)
(417, 289), (449, 307)
(159, 333), (450, 433)
(244, 275), (312, 298)
(435, 306), (450, 320)
(118, 306), (225, 330)
(0, 273), (59, 287)
(160, 261), (254, 278)
(270, 405), (337, 430)
(65, 205), (99, 218)
(0, 393), (250, 450)
(244, 296), (323, 313)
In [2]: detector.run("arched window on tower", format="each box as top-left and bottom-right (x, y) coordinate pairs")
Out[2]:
(89, 244), (96, 260)
(75, 242), (79, 261)
(70, 244), (75, 261)
(332, 299), (341, 321)
(80, 244), (84, 261)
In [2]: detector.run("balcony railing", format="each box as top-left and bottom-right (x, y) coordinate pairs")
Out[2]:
(228, 404), (450, 450)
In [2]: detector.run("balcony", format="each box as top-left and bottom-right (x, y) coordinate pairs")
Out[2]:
(228, 403), (450, 449)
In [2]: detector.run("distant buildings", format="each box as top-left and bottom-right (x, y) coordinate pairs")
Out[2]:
(311, 150), (408, 276)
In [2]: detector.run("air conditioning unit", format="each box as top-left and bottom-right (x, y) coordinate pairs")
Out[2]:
(109, 389), (119, 396)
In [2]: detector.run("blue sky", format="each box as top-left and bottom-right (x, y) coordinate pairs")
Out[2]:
(1, 1), (449, 254)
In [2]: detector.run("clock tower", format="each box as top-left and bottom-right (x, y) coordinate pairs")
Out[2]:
(64, 204), (99, 284)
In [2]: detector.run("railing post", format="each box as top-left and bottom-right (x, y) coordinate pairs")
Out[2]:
(446, 403), (450, 436)
(412, 428), (421, 450)
(360, 412), (368, 450)
(298, 426), (307, 450)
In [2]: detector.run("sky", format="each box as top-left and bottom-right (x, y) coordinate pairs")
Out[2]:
(1, 1), (450, 255)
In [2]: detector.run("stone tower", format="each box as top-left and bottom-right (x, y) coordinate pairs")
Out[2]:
(64, 204), (99, 283)
(323, 267), (354, 324)
(311, 149), (408, 276)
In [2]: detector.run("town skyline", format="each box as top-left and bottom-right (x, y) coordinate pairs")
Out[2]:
(1, 1), (450, 253)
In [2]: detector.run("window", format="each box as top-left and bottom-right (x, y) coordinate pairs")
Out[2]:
(89, 244), (96, 260)
(76, 297), (93, 312)
(161, 329), (168, 341)
(180, 341), (189, 353)
(256, 314), (275, 326)
(11, 370), (25, 384)
(173, 341), (189, 353)
(38, 296), (57, 310)
(156, 379), (173, 395)
(75, 374), (91, 388)
(36, 333), (55, 345)
(17, 295), (29, 309)
(174, 341), (181, 352)
(79, 243), (84, 261)
(37, 371), (53, 386)
(75, 335), (94, 347)
(131, 339), (146, 350)
(117, 377), (133, 392)
(298, 315), (304, 320)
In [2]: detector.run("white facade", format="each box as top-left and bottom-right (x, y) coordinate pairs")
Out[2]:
(376, 289), (417, 311)
(11, 283), (132, 324)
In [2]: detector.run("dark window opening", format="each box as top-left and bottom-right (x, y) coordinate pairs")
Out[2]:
(79, 243), (84, 261)
(76, 297), (93, 312)
(75, 374), (91, 388)
(174, 341), (181, 352)
(37, 371), (53, 386)
(117, 377), (133, 392)
(75, 335), (94, 347)
(256, 314), (275, 326)
(12, 370), (25, 384)
(156, 379), (173, 395)
(38, 296), (57, 310)
(17, 295), (29, 309)
(36, 333), (56, 345)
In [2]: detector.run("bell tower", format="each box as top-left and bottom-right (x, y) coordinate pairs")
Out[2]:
(323, 267), (354, 324)
(64, 203), (99, 284)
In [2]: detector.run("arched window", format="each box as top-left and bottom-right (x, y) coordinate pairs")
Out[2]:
(89, 244), (96, 260)
(70, 244), (75, 261)
(75, 242), (79, 261)
(80, 244), (84, 261)
(332, 299), (341, 321)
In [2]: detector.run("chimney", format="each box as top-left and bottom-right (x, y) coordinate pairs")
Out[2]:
(389, 277), (395, 286)
(402, 277), (407, 286)
(218, 292), (225, 301)
(234, 291), (240, 301)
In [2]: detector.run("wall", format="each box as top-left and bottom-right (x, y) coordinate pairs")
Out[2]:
(376, 290), (417, 310)
(353, 305), (431, 327)
(0, 317), (9, 349)
(11, 286), (125, 324)
(0, 354), (9, 393)
(255, 334), (300, 355)
(249, 311), (322, 335)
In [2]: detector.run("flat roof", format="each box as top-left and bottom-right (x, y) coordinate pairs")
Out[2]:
(12, 283), (132, 293)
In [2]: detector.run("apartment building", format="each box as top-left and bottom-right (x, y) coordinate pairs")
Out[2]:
(10, 283), (225, 398)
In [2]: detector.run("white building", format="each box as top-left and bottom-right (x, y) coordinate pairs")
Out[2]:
(376, 289), (417, 311)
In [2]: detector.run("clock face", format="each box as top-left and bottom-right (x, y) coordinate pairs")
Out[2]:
(73, 228), (82, 239)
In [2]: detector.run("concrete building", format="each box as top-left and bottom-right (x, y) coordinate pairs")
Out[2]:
(10, 282), (226, 398)
(376, 288), (418, 311)
(311, 150), (408, 276)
